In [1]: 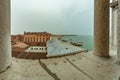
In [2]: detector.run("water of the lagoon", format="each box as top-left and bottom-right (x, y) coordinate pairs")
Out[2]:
(61, 35), (94, 51)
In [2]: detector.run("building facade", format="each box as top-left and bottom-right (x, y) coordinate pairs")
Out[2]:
(50, 35), (59, 40)
(25, 46), (47, 53)
(23, 32), (51, 46)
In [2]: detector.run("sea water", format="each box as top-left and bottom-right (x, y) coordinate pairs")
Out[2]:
(61, 35), (93, 51)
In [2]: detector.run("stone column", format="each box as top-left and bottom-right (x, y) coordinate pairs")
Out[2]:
(94, 0), (110, 57)
(111, 0), (117, 48)
(0, 0), (11, 72)
(117, 0), (120, 62)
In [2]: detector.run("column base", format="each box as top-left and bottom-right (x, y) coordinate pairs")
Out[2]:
(0, 63), (12, 74)
(115, 58), (120, 65)
(93, 52), (110, 58)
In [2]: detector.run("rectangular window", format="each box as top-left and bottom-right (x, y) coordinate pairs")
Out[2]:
(31, 48), (33, 50)
(34, 48), (38, 50)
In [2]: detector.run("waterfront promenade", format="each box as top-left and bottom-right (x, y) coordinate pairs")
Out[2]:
(47, 40), (86, 57)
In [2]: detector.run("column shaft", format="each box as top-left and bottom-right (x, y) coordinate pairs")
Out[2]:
(0, 0), (11, 72)
(117, 0), (120, 59)
(111, 0), (117, 48)
(94, 0), (110, 57)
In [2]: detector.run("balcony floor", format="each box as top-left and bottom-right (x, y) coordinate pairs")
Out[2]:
(0, 49), (120, 80)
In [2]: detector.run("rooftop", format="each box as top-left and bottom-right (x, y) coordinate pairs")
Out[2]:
(12, 42), (29, 49)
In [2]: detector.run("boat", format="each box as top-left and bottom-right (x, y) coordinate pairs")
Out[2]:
(70, 42), (83, 46)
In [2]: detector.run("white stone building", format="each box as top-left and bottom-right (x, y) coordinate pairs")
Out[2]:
(25, 46), (47, 53)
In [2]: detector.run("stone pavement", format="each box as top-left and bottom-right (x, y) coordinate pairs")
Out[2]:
(0, 50), (120, 80)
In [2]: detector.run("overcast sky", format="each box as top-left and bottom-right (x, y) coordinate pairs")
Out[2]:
(11, 0), (94, 35)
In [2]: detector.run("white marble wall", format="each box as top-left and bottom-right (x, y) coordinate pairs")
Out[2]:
(25, 46), (47, 53)
(0, 0), (11, 72)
